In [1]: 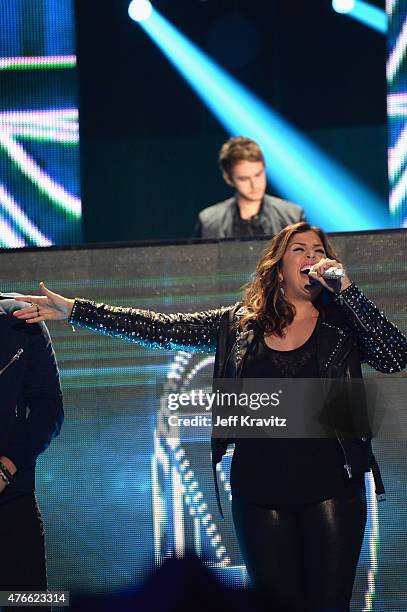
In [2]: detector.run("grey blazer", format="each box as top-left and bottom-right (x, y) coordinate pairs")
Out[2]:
(195, 194), (305, 239)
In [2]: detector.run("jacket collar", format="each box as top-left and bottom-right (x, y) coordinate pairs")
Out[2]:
(316, 318), (350, 373)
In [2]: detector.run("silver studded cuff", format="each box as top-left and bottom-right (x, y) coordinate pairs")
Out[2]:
(335, 281), (356, 300)
(334, 282), (381, 331)
(68, 298), (91, 328)
(333, 282), (368, 314)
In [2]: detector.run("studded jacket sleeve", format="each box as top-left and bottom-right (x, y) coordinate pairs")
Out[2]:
(334, 283), (407, 373)
(69, 298), (233, 353)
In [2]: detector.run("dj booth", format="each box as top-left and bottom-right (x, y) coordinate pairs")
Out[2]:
(1, 229), (406, 610)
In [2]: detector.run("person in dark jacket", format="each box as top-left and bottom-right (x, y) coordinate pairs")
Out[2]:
(0, 294), (63, 595)
(13, 223), (406, 612)
(194, 136), (305, 239)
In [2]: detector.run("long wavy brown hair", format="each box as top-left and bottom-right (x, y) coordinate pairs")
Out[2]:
(239, 222), (340, 336)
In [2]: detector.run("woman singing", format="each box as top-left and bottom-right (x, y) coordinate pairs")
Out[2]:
(14, 222), (407, 612)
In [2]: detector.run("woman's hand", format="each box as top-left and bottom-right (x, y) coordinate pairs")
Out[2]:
(12, 282), (75, 323)
(308, 258), (351, 294)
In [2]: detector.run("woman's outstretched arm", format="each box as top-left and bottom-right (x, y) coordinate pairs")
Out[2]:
(13, 283), (233, 353)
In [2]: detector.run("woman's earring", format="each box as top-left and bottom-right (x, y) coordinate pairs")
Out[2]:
(279, 278), (285, 296)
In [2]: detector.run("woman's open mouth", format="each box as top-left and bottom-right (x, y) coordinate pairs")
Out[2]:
(300, 265), (311, 279)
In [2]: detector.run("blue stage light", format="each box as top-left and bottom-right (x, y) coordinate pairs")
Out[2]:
(129, 5), (390, 231)
(332, 0), (387, 33)
(128, 0), (152, 23)
(332, 0), (355, 14)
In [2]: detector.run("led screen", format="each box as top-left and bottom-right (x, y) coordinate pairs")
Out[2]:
(0, 0), (81, 247)
(387, 0), (407, 226)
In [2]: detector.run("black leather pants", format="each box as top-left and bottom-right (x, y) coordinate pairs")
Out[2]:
(232, 481), (367, 612)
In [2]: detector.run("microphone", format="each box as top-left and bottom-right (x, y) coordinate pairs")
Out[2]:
(306, 267), (345, 282)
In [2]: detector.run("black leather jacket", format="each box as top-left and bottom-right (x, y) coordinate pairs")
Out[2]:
(69, 283), (407, 515)
(0, 295), (63, 503)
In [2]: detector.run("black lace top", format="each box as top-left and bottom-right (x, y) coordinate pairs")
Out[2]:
(246, 324), (320, 378)
(231, 323), (363, 506)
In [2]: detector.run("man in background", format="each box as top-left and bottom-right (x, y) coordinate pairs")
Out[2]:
(195, 136), (305, 239)
(0, 293), (63, 598)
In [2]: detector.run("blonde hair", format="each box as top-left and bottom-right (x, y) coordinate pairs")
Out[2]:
(219, 136), (265, 176)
